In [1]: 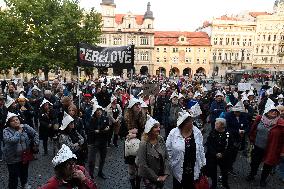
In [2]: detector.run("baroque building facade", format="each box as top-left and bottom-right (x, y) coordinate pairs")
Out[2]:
(252, 0), (284, 70)
(154, 31), (211, 77)
(97, 0), (155, 76)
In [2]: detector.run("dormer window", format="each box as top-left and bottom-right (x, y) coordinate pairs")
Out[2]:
(181, 38), (185, 42)
(179, 36), (186, 42)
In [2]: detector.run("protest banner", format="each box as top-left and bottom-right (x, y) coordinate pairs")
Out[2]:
(238, 83), (252, 91)
(143, 83), (160, 96)
(77, 43), (134, 69)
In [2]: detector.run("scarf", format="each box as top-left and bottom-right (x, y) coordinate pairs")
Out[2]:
(261, 114), (279, 128)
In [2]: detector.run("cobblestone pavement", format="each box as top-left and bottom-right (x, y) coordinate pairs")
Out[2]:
(0, 127), (283, 189)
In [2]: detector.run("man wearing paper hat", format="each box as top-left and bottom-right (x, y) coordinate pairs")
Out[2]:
(39, 144), (97, 189)
(276, 94), (284, 106)
(210, 90), (226, 130)
(86, 103), (110, 179)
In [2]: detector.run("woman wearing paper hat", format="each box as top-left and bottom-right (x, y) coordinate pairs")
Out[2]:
(246, 99), (284, 187)
(39, 98), (57, 156)
(124, 97), (147, 189)
(136, 116), (170, 188)
(16, 94), (35, 128)
(39, 144), (97, 189)
(275, 94), (284, 106)
(3, 112), (39, 189)
(105, 95), (123, 147)
(58, 112), (85, 166)
(85, 104), (110, 179)
(210, 90), (226, 129)
(166, 111), (206, 188)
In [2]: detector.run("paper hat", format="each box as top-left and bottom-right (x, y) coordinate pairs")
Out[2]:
(5, 112), (18, 124)
(31, 85), (41, 91)
(170, 92), (179, 100)
(18, 94), (28, 101)
(159, 88), (167, 93)
(59, 112), (74, 130)
(52, 144), (77, 167)
(178, 93), (185, 99)
(177, 110), (193, 127)
(5, 95), (15, 108)
(40, 98), (53, 107)
(144, 115), (159, 134)
(226, 102), (233, 107)
(91, 104), (104, 116)
(140, 100), (148, 108)
(110, 95), (117, 103)
(263, 98), (278, 114)
(241, 95), (249, 102)
(276, 94), (284, 99)
(215, 90), (224, 97)
(193, 92), (202, 99)
(137, 90), (144, 96)
(231, 102), (244, 112)
(91, 96), (98, 104)
(127, 97), (141, 109)
(247, 90), (254, 96)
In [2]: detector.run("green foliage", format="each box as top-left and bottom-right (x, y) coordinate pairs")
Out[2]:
(0, 0), (102, 78)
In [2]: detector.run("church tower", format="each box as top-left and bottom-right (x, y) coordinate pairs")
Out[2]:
(100, 0), (116, 28)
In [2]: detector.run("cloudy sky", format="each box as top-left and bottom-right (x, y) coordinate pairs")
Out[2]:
(0, 0), (276, 30)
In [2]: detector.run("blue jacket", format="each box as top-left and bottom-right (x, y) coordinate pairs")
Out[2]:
(225, 111), (250, 135)
(210, 100), (226, 123)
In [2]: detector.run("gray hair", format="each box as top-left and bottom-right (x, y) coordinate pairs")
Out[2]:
(215, 118), (226, 127)
(44, 90), (52, 95)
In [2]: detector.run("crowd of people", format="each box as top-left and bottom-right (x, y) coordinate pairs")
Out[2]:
(0, 76), (283, 189)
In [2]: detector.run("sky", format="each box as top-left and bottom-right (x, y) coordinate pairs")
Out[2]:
(0, 0), (276, 31)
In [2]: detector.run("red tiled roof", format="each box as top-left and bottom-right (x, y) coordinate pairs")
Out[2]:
(115, 14), (144, 25)
(249, 12), (272, 18)
(154, 31), (211, 46)
(216, 15), (240, 21)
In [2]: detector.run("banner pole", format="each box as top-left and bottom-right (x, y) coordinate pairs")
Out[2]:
(129, 68), (133, 95)
(77, 66), (81, 109)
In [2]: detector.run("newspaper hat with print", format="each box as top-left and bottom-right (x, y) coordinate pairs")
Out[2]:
(52, 144), (77, 167)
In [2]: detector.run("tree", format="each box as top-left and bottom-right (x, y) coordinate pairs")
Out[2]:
(1, 0), (102, 80)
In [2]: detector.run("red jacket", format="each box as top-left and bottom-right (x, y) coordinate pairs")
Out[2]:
(39, 165), (97, 189)
(249, 115), (284, 166)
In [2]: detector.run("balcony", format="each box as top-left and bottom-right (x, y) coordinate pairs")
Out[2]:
(222, 60), (231, 64)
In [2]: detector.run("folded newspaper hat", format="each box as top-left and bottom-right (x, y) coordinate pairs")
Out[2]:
(276, 94), (284, 99)
(5, 95), (15, 108)
(5, 112), (18, 124)
(178, 93), (185, 99)
(91, 104), (104, 116)
(52, 144), (77, 167)
(40, 98), (53, 107)
(137, 90), (144, 96)
(263, 98), (278, 114)
(215, 90), (224, 97)
(247, 90), (254, 96)
(231, 102), (244, 112)
(144, 115), (159, 134)
(31, 85), (41, 91)
(159, 87), (166, 93)
(127, 97), (141, 109)
(18, 94), (28, 101)
(59, 112), (74, 130)
(177, 110), (193, 127)
(140, 100), (148, 108)
(170, 92), (179, 100)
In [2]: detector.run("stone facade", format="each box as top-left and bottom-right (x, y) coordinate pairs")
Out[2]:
(252, 0), (284, 70)
(154, 31), (211, 77)
(98, 0), (155, 76)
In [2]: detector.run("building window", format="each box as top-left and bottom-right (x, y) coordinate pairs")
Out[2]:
(226, 38), (229, 45)
(256, 46), (259, 53)
(198, 48), (201, 53)
(100, 37), (107, 44)
(140, 37), (149, 45)
(236, 38), (240, 46)
(248, 39), (252, 46)
(231, 38), (235, 45)
(274, 35), (277, 41)
(218, 53), (222, 60)
(263, 35), (266, 40)
(140, 51), (149, 61)
(268, 35), (271, 41)
(163, 48), (167, 53)
(270, 57), (273, 63)
(203, 48), (206, 53)
(173, 57), (178, 63)
(243, 38), (247, 46)
(219, 38), (223, 45)
(185, 58), (191, 63)
(128, 24), (131, 29)
(203, 59), (206, 64)
(156, 48), (160, 52)
(173, 48), (178, 53)
(186, 48), (191, 52)
(196, 58), (200, 64)
(148, 24), (151, 29)
(181, 38), (185, 42)
(164, 57), (167, 62)
(156, 57), (160, 62)
(128, 37), (135, 45)
(113, 37), (122, 45)
(214, 38), (217, 45)
(247, 54), (250, 61)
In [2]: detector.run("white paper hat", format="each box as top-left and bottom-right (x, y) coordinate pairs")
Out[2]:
(178, 93), (185, 100)
(110, 95), (117, 103)
(190, 103), (202, 117)
(170, 92), (179, 100)
(18, 88), (25, 94)
(91, 96), (98, 104)
(18, 94), (28, 101)
(127, 97), (141, 109)
(114, 86), (122, 92)
(31, 85), (41, 91)
(138, 90), (144, 96)
(273, 84), (280, 89)
(177, 110), (193, 127)
(91, 104), (104, 116)
(5, 95), (15, 108)
(140, 100), (148, 108)
(52, 144), (77, 167)
(59, 112), (74, 130)
(266, 88), (273, 95)
(263, 98), (278, 114)
(193, 92), (202, 99)
(241, 95), (249, 102)
(40, 98), (53, 107)
(226, 102), (233, 107)
(247, 90), (254, 96)
(203, 87), (208, 92)
(215, 90), (224, 97)
(159, 87), (167, 93)
(276, 94), (284, 99)
(5, 112), (18, 124)
(144, 115), (159, 133)
(231, 102), (244, 112)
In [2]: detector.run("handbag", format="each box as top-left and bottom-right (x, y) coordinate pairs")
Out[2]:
(194, 175), (209, 189)
(125, 138), (141, 157)
(21, 149), (34, 164)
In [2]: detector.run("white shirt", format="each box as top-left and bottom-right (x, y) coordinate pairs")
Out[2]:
(166, 126), (206, 182)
